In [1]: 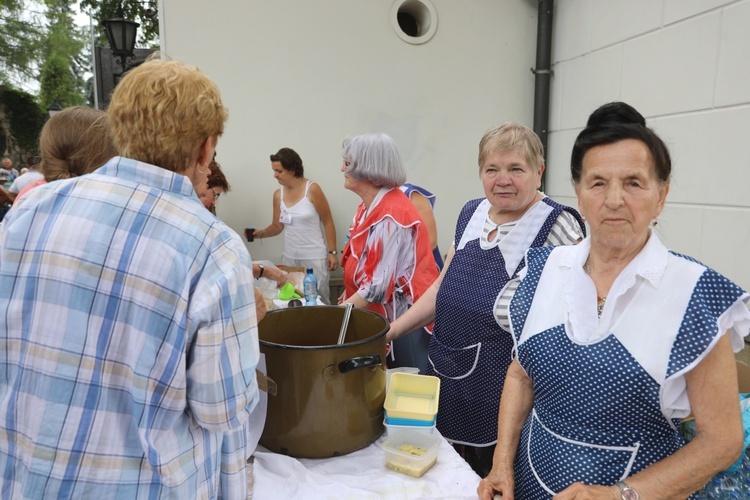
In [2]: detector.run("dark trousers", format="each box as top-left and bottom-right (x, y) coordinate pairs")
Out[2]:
(452, 442), (496, 478)
(0, 203), (10, 222)
(388, 327), (430, 374)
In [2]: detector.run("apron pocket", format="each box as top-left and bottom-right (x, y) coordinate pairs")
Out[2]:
(526, 410), (639, 495)
(427, 336), (481, 379)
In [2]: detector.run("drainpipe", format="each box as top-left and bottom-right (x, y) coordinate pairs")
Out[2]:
(533, 0), (554, 190)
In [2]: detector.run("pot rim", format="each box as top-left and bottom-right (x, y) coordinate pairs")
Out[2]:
(258, 306), (389, 350)
(259, 332), (386, 350)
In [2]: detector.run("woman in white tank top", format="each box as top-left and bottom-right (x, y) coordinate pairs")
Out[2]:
(252, 148), (338, 304)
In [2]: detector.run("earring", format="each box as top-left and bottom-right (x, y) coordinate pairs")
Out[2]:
(651, 218), (658, 227)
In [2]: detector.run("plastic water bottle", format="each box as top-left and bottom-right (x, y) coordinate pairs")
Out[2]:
(303, 268), (318, 305)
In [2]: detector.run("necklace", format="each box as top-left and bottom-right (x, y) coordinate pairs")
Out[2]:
(595, 296), (606, 317)
(584, 260), (607, 317)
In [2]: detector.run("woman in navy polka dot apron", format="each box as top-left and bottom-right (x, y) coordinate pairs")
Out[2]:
(388, 123), (585, 477)
(479, 102), (750, 499)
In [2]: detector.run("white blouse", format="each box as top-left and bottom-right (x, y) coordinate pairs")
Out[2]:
(512, 232), (750, 420)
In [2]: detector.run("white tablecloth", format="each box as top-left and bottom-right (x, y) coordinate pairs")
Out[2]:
(252, 430), (481, 499)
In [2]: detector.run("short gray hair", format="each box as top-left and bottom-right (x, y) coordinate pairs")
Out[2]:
(478, 123), (544, 172)
(341, 133), (406, 188)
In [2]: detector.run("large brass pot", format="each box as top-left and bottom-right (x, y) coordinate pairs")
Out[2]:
(258, 306), (387, 458)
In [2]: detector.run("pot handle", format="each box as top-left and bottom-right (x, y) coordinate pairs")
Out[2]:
(338, 354), (382, 374)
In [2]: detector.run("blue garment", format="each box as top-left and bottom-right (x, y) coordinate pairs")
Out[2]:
(426, 197), (585, 446)
(0, 157), (260, 499)
(0, 166), (18, 188)
(510, 244), (748, 498)
(400, 183), (444, 270)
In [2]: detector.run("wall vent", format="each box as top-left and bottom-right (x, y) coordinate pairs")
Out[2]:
(390, 0), (438, 45)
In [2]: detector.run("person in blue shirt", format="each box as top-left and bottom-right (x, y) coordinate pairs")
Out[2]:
(0, 57), (260, 498)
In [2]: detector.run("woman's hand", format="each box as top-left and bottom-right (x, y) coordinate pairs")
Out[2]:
(326, 253), (338, 271)
(477, 466), (515, 500)
(553, 483), (619, 499)
(337, 291), (345, 305)
(480, 361), (535, 500)
(253, 286), (267, 323)
(258, 265), (293, 290)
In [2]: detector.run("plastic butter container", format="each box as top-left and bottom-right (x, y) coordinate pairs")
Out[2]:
(383, 372), (440, 422)
(385, 415), (436, 427)
(383, 429), (441, 477)
(385, 366), (419, 390)
(383, 418), (435, 437)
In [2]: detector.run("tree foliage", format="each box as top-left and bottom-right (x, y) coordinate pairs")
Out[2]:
(0, 87), (46, 153)
(0, 0), (45, 88)
(80, 0), (159, 47)
(38, 0), (86, 107)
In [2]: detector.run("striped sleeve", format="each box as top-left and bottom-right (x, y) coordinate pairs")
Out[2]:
(495, 211), (583, 332)
(545, 210), (584, 246)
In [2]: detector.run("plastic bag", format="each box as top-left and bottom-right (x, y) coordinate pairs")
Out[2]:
(690, 394), (750, 498)
(727, 393), (750, 473)
(255, 277), (280, 311)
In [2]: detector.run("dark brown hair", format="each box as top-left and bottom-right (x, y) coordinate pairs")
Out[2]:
(571, 102), (671, 184)
(269, 147), (304, 178)
(207, 160), (230, 192)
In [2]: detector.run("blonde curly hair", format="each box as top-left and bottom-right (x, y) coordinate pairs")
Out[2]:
(107, 56), (228, 173)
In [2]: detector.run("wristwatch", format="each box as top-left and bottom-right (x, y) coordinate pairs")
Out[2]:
(257, 264), (265, 279)
(616, 481), (639, 500)
(328, 250), (338, 255)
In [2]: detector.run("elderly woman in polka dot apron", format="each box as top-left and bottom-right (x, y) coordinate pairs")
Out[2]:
(478, 102), (750, 500)
(388, 123), (586, 477)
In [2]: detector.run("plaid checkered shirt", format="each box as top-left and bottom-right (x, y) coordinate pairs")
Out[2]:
(0, 157), (260, 498)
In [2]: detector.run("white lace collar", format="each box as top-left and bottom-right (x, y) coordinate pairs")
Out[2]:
(457, 193), (552, 277)
(561, 230), (669, 342)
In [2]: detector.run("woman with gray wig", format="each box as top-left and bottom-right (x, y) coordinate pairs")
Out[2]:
(339, 133), (439, 372)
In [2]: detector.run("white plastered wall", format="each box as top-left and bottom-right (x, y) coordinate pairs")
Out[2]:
(159, 0), (749, 291)
(546, 0), (750, 289)
(159, 0), (538, 267)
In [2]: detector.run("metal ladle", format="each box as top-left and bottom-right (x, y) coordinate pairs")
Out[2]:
(337, 303), (354, 345)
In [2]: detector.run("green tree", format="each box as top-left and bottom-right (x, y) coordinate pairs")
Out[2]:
(0, 87), (46, 154)
(80, 0), (159, 47)
(38, 0), (86, 107)
(0, 0), (45, 88)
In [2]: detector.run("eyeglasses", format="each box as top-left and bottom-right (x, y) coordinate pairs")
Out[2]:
(210, 188), (222, 199)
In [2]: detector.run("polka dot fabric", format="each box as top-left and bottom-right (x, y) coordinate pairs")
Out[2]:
(667, 263), (745, 378)
(428, 199), (514, 446)
(507, 247), (739, 498)
(516, 326), (683, 494)
(427, 198), (582, 446)
(510, 246), (554, 337)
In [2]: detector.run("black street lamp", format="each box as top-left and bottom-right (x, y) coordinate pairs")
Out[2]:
(103, 3), (140, 74)
(47, 102), (62, 117)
